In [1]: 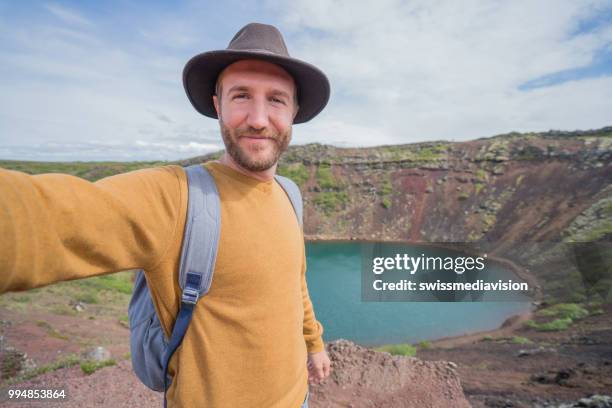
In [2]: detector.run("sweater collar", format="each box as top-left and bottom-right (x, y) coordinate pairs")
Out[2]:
(205, 161), (275, 192)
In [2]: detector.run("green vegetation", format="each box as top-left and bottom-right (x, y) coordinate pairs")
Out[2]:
(374, 340), (432, 354)
(378, 176), (393, 209)
(476, 168), (489, 182)
(415, 144), (448, 161)
(480, 335), (534, 344)
(568, 291), (588, 304)
(35, 320), (52, 330)
(0, 160), (166, 182)
(76, 290), (99, 304)
(277, 163), (309, 186)
(526, 303), (590, 332)
(0, 271), (134, 319)
(583, 219), (612, 242)
(313, 191), (348, 214)
(587, 298), (604, 308)
(280, 150), (301, 163)
(476, 140), (510, 162)
(50, 303), (78, 316)
(511, 336), (532, 345)
(1, 354), (81, 386)
(606, 202), (612, 217)
(80, 359), (116, 375)
(380, 177), (392, 196)
(80, 272), (134, 294)
(537, 303), (589, 320)
(565, 198), (612, 242)
(315, 164), (338, 189)
(384, 145), (406, 161)
(466, 230), (482, 242)
(417, 340), (432, 349)
(0, 350), (24, 380)
(34, 320), (68, 341)
(525, 317), (573, 331)
(482, 213), (496, 227)
(375, 343), (417, 357)
(379, 143), (448, 162)
(474, 182), (485, 195)
(514, 145), (544, 161)
(118, 314), (130, 328)
(48, 328), (70, 341)
(474, 361), (490, 370)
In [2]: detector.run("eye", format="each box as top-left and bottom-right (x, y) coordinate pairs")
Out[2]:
(271, 97), (286, 105)
(233, 93), (249, 100)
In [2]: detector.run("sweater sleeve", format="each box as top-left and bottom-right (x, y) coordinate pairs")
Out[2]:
(300, 243), (325, 353)
(0, 165), (186, 294)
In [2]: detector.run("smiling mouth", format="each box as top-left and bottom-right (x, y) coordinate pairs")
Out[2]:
(239, 135), (275, 142)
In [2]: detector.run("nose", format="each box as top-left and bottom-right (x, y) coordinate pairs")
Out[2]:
(246, 98), (270, 130)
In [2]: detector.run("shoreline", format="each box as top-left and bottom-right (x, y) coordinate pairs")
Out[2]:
(426, 307), (535, 349)
(306, 236), (542, 349)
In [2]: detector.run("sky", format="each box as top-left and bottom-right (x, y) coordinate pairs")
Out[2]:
(1, 0), (611, 161)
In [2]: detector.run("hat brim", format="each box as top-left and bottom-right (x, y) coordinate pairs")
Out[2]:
(183, 49), (330, 124)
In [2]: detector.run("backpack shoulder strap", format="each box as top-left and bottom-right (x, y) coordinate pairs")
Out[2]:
(162, 163), (220, 407)
(274, 174), (303, 226)
(178, 164), (221, 300)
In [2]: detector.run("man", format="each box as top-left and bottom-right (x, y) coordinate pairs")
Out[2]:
(0, 22), (331, 407)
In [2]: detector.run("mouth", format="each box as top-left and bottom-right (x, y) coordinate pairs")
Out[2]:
(238, 135), (278, 146)
(240, 135), (272, 140)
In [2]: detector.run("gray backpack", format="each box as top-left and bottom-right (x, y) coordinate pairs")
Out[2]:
(127, 164), (303, 406)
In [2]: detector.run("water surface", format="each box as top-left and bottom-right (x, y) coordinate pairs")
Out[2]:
(305, 242), (531, 346)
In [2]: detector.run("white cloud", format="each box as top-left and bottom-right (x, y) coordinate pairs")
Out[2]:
(273, 0), (612, 144)
(0, 3), (221, 161)
(1, 1), (611, 160)
(44, 3), (93, 27)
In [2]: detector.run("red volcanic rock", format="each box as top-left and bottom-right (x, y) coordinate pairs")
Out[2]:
(309, 339), (471, 408)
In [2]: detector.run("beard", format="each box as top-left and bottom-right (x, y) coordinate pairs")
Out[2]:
(220, 119), (292, 172)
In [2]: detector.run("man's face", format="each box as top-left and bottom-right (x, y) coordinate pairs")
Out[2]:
(213, 59), (298, 172)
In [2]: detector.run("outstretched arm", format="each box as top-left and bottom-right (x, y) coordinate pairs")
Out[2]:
(0, 165), (186, 294)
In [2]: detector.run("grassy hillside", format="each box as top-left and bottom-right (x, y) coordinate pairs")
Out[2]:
(0, 160), (167, 181)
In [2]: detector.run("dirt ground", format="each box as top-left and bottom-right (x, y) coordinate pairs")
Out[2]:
(1, 297), (610, 407)
(419, 303), (612, 407)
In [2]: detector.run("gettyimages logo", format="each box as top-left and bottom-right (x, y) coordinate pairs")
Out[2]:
(361, 242), (530, 302)
(372, 252), (487, 275)
(361, 240), (612, 303)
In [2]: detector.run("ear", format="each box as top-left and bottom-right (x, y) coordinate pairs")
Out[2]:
(213, 95), (220, 117)
(292, 104), (300, 122)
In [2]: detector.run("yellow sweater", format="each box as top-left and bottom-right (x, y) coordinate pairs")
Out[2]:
(0, 161), (324, 407)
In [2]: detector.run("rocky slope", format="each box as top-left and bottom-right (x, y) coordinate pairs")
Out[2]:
(310, 340), (470, 408)
(181, 127), (612, 304)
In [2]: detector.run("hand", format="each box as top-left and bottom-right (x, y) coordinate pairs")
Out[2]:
(307, 350), (331, 384)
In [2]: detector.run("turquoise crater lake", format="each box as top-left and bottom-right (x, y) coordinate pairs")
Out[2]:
(305, 242), (532, 346)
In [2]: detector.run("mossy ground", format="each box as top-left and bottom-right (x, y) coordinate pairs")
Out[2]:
(525, 303), (592, 332)
(277, 162), (309, 186)
(374, 343), (417, 357)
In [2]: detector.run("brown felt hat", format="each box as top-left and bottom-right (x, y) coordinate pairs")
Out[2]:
(183, 22), (330, 124)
